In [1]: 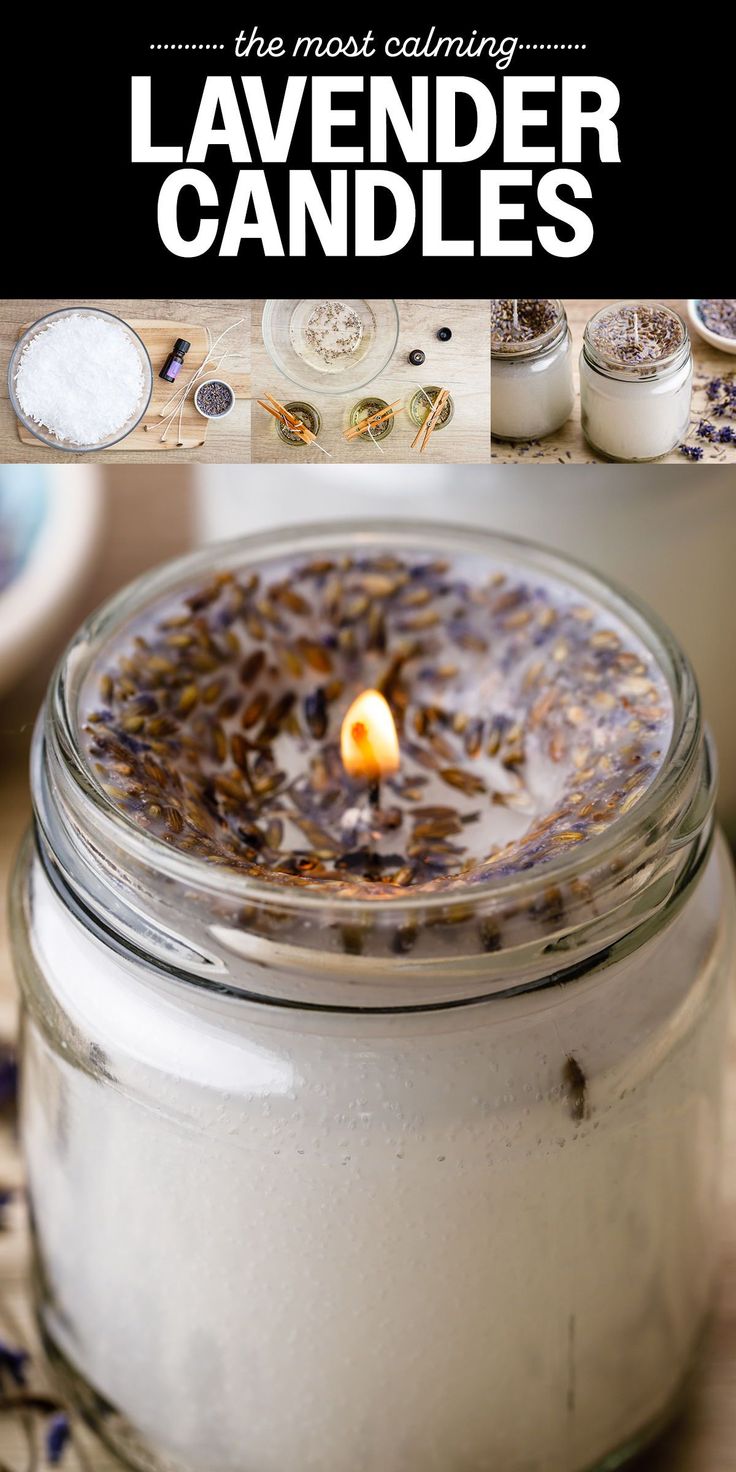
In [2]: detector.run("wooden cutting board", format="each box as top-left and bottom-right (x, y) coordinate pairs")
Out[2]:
(15, 319), (249, 452)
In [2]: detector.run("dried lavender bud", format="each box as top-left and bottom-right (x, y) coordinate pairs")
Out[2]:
(563, 1056), (588, 1122)
(46, 1412), (71, 1465)
(492, 299), (561, 347)
(80, 549), (671, 899)
(706, 375), (736, 417)
(304, 688), (328, 739)
(391, 923), (418, 954)
(0, 1045), (18, 1112)
(587, 304), (686, 367)
(479, 918), (502, 953)
(299, 301), (364, 368)
(196, 380), (234, 417)
(0, 1339), (29, 1386)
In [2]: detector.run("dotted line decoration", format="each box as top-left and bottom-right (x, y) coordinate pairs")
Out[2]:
(150, 43), (227, 50)
(146, 40), (586, 52)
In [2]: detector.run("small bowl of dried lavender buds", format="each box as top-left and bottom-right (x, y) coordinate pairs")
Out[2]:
(687, 300), (736, 355)
(194, 378), (236, 420)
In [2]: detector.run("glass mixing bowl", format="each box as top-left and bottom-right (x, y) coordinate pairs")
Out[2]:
(8, 307), (153, 453)
(262, 299), (399, 394)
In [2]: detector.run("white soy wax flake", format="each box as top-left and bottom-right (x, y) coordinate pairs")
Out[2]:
(14, 314), (146, 446)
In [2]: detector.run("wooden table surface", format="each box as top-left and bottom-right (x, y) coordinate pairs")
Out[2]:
(0, 300), (251, 464)
(0, 473), (735, 1468)
(491, 299), (736, 468)
(252, 299), (491, 464)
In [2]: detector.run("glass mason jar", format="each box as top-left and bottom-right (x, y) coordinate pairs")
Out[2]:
(491, 299), (574, 441)
(580, 303), (693, 462)
(274, 400), (321, 448)
(10, 522), (736, 1472)
(407, 385), (454, 432)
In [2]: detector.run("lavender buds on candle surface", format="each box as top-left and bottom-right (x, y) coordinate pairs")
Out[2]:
(82, 545), (671, 896)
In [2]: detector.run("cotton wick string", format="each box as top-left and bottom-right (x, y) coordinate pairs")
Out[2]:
(150, 319), (244, 441)
(162, 330), (238, 444)
(158, 319), (243, 418)
(156, 325), (212, 421)
(175, 342), (236, 446)
(149, 333), (213, 442)
(366, 422), (385, 455)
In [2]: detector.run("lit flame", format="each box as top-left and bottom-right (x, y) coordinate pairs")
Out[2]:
(340, 690), (400, 782)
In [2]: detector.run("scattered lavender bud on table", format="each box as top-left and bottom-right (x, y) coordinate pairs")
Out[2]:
(46, 1411), (71, 1465)
(0, 1340), (29, 1388)
(0, 1046), (17, 1112)
(0, 1186), (13, 1229)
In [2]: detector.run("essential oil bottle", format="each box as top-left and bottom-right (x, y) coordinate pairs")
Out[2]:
(159, 338), (191, 383)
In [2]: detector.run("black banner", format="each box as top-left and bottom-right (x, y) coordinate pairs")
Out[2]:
(5, 14), (725, 296)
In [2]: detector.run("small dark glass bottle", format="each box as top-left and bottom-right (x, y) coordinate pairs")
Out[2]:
(160, 339), (191, 383)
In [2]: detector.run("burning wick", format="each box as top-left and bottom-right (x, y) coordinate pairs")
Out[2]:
(351, 722), (381, 805)
(340, 690), (400, 808)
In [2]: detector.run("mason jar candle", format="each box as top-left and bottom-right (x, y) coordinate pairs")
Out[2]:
(580, 302), (693, 462)
(491, 298), (574, 441)
(11, 522), (736, 1472)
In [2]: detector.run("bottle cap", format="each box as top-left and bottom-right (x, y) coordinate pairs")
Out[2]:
(174, 339), (191, 355)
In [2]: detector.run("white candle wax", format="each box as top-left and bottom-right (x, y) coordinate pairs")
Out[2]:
(580, 303), (692, 462)
(492, 299), (574, 442)
(20, 836), (734, 1472)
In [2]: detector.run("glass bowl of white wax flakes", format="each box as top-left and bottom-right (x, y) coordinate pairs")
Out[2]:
(8, 307), (153, 453)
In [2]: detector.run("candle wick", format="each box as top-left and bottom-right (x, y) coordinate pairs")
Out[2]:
(351, 720), (382, 807)
(633, 309), (639, 346)
(512, 298), (519, 335)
